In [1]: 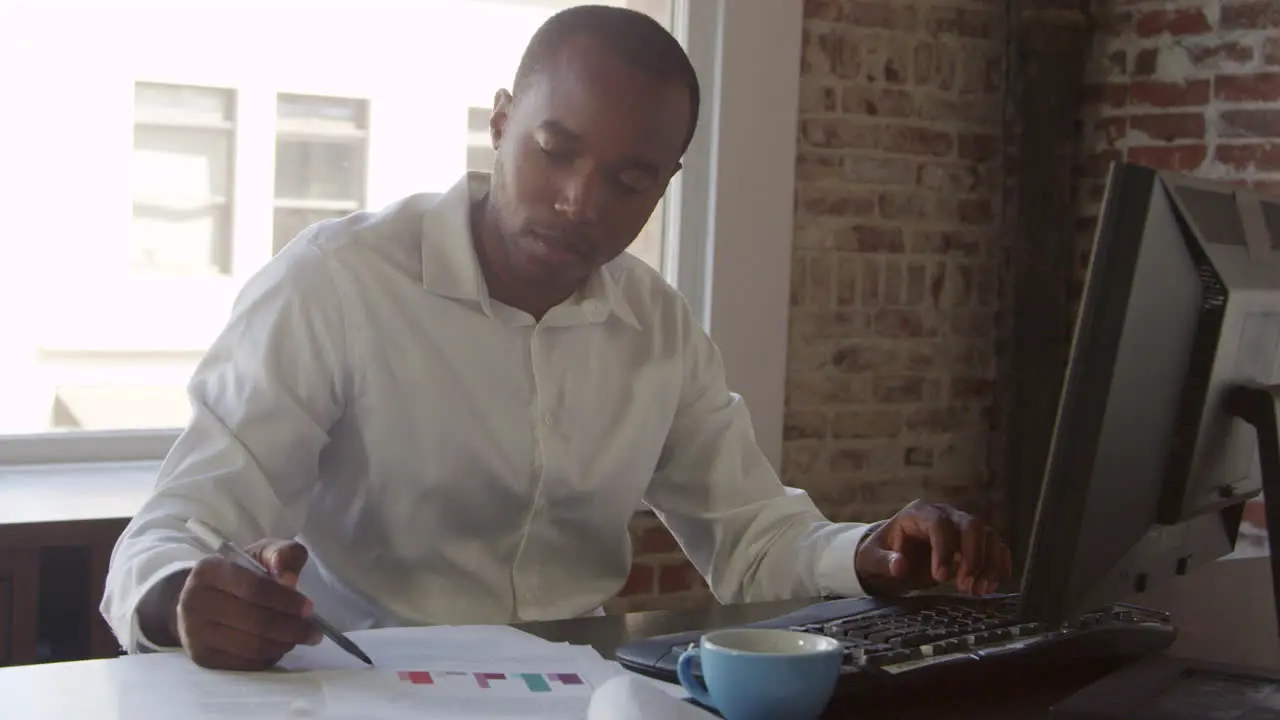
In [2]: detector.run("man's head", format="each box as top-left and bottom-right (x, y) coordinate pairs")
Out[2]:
(480, 4), (699, 294)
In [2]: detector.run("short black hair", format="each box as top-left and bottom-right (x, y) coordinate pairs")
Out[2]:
(513, 4), (700, 155)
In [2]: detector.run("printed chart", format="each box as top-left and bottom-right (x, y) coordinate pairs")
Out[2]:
(392, 670), (594, 695)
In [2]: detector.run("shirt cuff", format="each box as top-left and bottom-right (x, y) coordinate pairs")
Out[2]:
(814, 520), (887, 598)
(117, 559), (201, 654)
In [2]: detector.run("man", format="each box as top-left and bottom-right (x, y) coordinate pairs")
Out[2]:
(102, 5), (1011, 671)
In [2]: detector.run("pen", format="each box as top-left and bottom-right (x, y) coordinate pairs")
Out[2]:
(185, 518), (375, 667)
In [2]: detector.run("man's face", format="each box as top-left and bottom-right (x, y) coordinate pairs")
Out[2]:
(486, 34), (692, 288)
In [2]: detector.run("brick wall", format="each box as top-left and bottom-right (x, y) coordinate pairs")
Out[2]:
(614, 0), (1009, 612)
(785, 1), (1007, 523)
(1076, 0), (1280, 273)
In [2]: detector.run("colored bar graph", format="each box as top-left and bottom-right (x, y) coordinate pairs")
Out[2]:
(392, 670), (589, 693)
(520, 673), (551, 692)
(396, 671), (434, 685)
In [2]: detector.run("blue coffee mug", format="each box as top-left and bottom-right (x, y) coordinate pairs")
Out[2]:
(676, 628), (842, 720)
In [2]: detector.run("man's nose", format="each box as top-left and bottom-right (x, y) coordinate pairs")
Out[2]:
(554, 172), (602, 223)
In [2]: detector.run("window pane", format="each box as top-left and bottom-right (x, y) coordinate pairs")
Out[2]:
(274, 139), (365, 201)
(0, 0), (675, 437)
(273, 208), (348, 254)
(132, 203), (229, 272)
(133, 125), (231, 202)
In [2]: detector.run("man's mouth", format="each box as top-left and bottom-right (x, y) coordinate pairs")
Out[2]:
(528, 228), (590, 260)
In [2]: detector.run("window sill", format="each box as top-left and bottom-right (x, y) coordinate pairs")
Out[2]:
(0, 460), (159, 527)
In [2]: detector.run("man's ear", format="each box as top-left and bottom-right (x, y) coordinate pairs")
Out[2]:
(490, 89), (514, 150)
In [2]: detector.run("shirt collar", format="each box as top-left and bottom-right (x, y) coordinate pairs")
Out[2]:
(419, 172), (640, 330)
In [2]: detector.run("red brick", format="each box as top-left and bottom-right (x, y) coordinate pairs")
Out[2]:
(873, 376), (927, 402)
(801, 118), (878, 149)
(1133, 7), (1212, 37)
(842, 1), (921, 31)
(924, 6), (1001, 39)
(1129, 79), (1211, 107)
(1216, 73), (1280, 103)
(1081, 149), (1124, 179)
(846, 155), (916, 185)
(805, 0), (843, 21)
(1133, 48), (1159, 76)
(1106, 50), (1127, 75)
(958, 133), (1001, 163)
(784, 409), (828, 441)
(829, 447), (871, 474)
(1128, 113), (1206, 142)
(873, 307), (939, 338)
(1216, 143), (1280, 172)
(881, 126), (955, 157)
(907, 230), (984, 256)
(1081, 82), (1129, 108)
(951, 376), (993, 400)
(620, 564), (654, 596)
(918, 162), (982, 194)
(798, 80), (840, 114)
(799, 186), (878, 217)
(957, 198), (995, 226)
(1221, 0), (1280, 30)
(879, 191), (934, 221)
(1095, 117), (1129, 148)
(635, 524), (680, 555)
(914, 41), (958, 91)
(1185, 40), (1255, 69)
(842, 85), (915, 118)
(795, 153), (845, 182)
(831, 408), (906, 438)
(833, 225), (904, 253)
(904, 406), (970, 434)
(1266, 37), (1280, 67)
(1128, 144), (1208, 172)
(831, 343), (902, 374)
(1220, 109), (1280, 139)
(658, 562), (702, 593)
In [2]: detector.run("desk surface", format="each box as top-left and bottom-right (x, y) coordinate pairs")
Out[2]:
(3, 555), (1272, 719)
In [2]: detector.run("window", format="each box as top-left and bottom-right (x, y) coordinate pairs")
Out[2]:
(132, 83), (236, 274)
(0, 1), (803, 472)
(0, 0), (680, 451)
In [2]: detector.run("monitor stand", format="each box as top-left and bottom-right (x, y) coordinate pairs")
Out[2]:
(1223, 382), (1280, 641)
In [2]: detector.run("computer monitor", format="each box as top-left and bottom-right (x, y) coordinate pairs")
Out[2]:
(1019, 161), (1280, 631)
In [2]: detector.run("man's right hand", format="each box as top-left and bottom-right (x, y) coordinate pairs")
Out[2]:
(141, 538), (322, 670)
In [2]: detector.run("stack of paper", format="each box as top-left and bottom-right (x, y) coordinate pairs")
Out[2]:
(105, 624), (688, 719)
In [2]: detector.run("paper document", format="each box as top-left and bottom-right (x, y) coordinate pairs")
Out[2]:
(277, 624), (604, 671)
(87, 624), (684, 720)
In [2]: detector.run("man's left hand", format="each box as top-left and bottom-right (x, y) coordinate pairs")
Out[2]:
(853, 500), (1012, 597)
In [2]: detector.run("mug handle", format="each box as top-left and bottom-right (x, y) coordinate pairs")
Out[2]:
(676, 646), (715, 709)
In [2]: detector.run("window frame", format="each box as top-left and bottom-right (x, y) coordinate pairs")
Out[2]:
(0, 0), (802, 473)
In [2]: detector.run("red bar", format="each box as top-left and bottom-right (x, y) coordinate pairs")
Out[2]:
(474, 672), (506, 688)
(396, 671), (434, 685)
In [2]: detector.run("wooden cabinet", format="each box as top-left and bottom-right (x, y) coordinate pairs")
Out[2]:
(0, 550), (39, 666)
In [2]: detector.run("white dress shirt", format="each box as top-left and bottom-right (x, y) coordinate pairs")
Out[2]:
(101, 172), (874, 652)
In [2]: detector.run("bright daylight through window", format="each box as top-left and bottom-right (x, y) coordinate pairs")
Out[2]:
(0, 0), (674, 439)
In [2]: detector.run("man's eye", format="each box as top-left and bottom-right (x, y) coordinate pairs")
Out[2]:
(539, 145), (572, 163)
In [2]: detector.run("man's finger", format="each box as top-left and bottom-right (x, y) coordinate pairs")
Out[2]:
(196, 587), (319, 645)
(956, 516), (986, 593)
(860, 543), (906, 584)
(914, 510), (959, 584)
(255, 540), (310, 587)
(218, 562), (312, 617)
(978, 530), (1005, 594)
(199, 618), (297, 662)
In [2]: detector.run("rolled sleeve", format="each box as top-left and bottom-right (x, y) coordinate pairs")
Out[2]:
(642, 297), (877, 603)
(100, 238), (350, 653)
